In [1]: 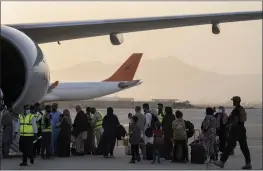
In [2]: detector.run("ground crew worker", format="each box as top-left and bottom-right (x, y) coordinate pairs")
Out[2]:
(91, 107), (104, 147)
(214, 96), (252, 169)
(33, 103), (43, 156)
(14, 105), (38, 166)
(41, 105), (52, 159)
(157, 103), (165, 123)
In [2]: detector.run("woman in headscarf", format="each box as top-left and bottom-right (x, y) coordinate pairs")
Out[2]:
(201, 107), (217, 161)
(162, 106), (175, 160)
(57, 109), (72, 157)
(102, 107), (120, 158)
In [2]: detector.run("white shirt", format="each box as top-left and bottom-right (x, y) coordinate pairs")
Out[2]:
(144, 112), (152, 130)
(35, 112), (42, 122)
(144, 112), (153, 144)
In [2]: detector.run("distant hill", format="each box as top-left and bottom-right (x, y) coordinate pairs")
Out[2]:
(50, 57), (262, 103)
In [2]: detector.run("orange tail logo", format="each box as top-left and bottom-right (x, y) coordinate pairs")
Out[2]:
(47, 81), (59, 93)
(104, 53), (142, 82)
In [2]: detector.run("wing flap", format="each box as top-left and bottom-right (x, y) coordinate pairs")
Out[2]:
(8, 11), (262, 44)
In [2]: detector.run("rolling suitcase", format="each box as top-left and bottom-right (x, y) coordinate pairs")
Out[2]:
(190, 129), (207, 164)
(70, 142), (77, 155)
(123, 136), (131, 155)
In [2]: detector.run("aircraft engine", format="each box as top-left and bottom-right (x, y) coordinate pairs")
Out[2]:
(1, 26), (50, 112)
(109, 32), (124, 45)
(212, 23), (220, 35)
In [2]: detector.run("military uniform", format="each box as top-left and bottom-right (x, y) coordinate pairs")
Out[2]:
(215, 96), (252, 169)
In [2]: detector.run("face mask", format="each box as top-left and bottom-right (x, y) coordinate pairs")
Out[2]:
(25, 110), (30, 114)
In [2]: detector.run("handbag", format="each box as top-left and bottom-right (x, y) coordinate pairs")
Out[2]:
(125, 144), (131, 155)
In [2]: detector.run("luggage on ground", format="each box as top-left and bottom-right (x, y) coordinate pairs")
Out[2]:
(70, 142), (77, 155)
(123, 136), (131, 155)
(117, 125), (127, 140)
(125, 144), (131, 155)
(190, 130), (207, 164)
(146, 143), (153, 160)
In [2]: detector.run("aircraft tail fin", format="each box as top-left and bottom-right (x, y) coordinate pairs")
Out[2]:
(103, 53), (142, 82)
(47, 81), (59, 93)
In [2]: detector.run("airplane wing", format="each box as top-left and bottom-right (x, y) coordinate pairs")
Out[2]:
(7, 11), (262, 44)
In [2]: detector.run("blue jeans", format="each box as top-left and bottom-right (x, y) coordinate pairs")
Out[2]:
(153, 150), (160, 162)
(51, 129), (59, 155)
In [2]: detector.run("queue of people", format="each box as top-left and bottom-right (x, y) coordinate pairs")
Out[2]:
(0, 96), (252, 169)
(126, 96), (252, 170)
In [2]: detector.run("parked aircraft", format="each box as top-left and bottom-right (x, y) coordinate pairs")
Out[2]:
(44, 53), (142, 102)
(1, 10), (262, 112)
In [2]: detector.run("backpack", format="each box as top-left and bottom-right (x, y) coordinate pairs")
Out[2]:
(173, 121), (187, 140)
(184, 120), (195, 138)
(150, 114), (159, 130)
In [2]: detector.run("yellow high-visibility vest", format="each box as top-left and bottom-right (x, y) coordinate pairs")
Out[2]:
(34, 112), (42, 129)
(41, 113), (52, 132)
(19, 113), (34, 136)
(158, 115), (163, 123)
(94, 112), (104, 130)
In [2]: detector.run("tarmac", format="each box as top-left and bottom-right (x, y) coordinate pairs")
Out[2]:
(1, 108), (262, 170)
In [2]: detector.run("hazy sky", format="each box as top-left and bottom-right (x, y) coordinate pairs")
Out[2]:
(1, 1), (262, 75)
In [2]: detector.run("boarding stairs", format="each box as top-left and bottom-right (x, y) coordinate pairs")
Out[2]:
(0, 106), (21, 155)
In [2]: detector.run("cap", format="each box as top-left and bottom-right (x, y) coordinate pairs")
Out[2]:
(231, 96), (241, 102)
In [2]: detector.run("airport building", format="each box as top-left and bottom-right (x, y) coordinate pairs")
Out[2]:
(54, 97), (192, 109)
